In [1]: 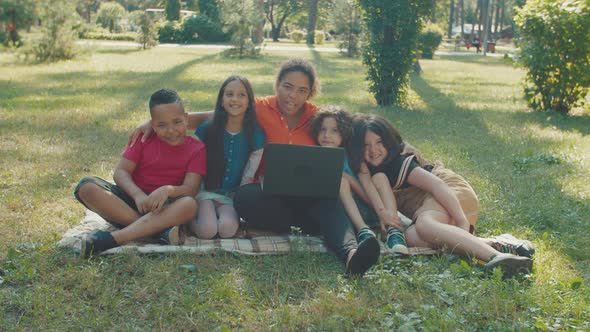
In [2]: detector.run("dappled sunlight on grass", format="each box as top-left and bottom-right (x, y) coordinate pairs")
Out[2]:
(1, 45), (589, 330)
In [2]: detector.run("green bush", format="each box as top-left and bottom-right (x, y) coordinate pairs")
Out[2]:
(314, 30), (325, 45)
(84, 32), (136, 41)
(157, 21), (182, 43)
(515, 0), (590, 114)
(181, 14), (228, 43)
(29, 0), (79, 62)
(290, 30), (304, 43)
(359, 0), (434, 106)
(418, 23), (444, 59)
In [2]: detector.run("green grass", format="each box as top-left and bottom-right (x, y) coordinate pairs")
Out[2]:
(1, 46), (589, 330)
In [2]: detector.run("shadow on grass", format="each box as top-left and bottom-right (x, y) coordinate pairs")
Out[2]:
(407, 74), (590, 263)
(94, 48), (145, 55)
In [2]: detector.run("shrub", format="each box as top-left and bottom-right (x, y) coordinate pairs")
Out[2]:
(28, 0), (80, 62)
(96, 2), (126, 33)
(418, 23), (444, 59)
(291, 30), (304, 43)
(135, 11), (158, 49)
(157, 21), (182, 43)
(359, 0), (434, 106)
(515, 0), (590, 114)
(181, 14), (228, 43)
(84, 32), (137, 41)
(314, 30), (324, 45)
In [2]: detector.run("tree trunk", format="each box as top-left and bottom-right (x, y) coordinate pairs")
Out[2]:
(460, 0), (464, 38)
(253, 0), (265, 44)
(271, 25), (280, 41)
(307, 0), (319, 44)
(448, 0), (455, 38)
(471, 0), (480, 40)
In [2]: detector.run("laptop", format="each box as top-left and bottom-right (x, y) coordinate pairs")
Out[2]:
(262, 143), (345, 198)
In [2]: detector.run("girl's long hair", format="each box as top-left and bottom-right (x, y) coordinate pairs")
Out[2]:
(348, 114), (404, 174)
(205, 75), (257, 190)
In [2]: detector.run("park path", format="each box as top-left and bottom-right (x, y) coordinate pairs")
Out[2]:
(77, 40), (508, 57)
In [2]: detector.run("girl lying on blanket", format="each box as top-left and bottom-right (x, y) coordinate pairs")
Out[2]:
(348, 114), (533, 279)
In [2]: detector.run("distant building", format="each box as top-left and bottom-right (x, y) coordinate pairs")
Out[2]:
(146, 8), (197, 20)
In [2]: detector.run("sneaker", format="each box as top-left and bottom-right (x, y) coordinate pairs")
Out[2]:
(158, 226), (184, 245)
(346, 232), (380, 277)
(357, 227), (376, 243)
(386, 228), (409, 256)
(80, 230), (117, 258)
(484, 253), (533, 279)
(487, 233), (535, 258)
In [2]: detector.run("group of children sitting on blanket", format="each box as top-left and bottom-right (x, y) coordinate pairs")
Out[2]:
(74, 72), (534, 279)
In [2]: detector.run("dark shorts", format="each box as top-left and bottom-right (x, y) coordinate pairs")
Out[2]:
(74, 176), (138, 228)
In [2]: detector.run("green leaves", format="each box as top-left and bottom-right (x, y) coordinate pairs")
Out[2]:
(515, 0), (590, 114)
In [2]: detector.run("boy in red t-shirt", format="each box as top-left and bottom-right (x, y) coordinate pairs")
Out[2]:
(74, 89), (206, 258)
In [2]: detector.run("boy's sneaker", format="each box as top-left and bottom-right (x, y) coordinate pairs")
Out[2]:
(487, 233), (535, 258)
(484, 253), (533, 279)
(386, 228), (409, 256)
(158, 226), (184, 245)
(357, 227), (377, 243)
(346, 232), (380, 277)
(80, 230), (117, 259)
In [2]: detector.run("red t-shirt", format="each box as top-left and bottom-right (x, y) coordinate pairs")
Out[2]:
(122, 134), (206, 193)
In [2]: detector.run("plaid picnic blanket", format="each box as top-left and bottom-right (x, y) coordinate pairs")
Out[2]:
(57, 210), (440, 256)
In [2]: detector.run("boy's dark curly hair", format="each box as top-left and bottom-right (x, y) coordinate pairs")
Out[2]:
(309, 105), (353, 146)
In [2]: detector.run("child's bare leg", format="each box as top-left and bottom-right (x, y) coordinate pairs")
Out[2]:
(217, 204), (239, 238)
(112, 197), (197, 244)
(190, 199), (218, 239)
(339, 177), (369, 232)
(413, 210), (498, 261)
(372, 173), (400, 230)
(77, 182), (140, 226)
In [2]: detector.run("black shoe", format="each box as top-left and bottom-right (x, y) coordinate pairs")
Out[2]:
(80, 230), (117, 258)
(484, 253), (533, 279)
(487, 233), (535, 258)
(357, 227), (376, 243)
(346, 233), (380, 277)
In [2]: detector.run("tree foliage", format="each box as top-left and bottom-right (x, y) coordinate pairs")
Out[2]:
(358, 0), (434, 106)
(0, 0), (37, 46)
(165, 0), (181, 21)
(331, 0), (361, 57)
(134, 10), (158, 49)
(417, 22), (443, 59)
(263, 0), (304, 41)
(515, 0), (590, 114)
(220, 0), (263, 58)
(30, 0), (79, 62)
(96, 1), (126, 33)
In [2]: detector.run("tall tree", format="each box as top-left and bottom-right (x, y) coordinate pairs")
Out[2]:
(306, 0), (319, 44)
(263, 0), (304, 41)
(96, 1), (126, 33)
(448, 0), (455, 38)
(165, 0), (181, 21)
(253, 0), (265, 43)
(359, 0), (434, 106)
(459, 0), (464, 38)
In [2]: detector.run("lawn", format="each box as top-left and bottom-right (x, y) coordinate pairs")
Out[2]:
(1, 45), (589, 330)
